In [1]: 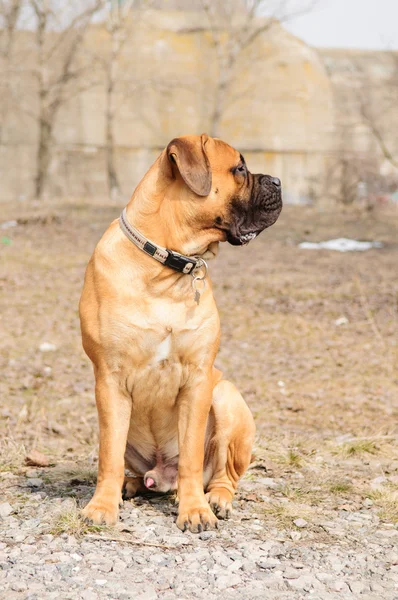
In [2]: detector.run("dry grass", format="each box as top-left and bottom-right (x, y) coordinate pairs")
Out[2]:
(328, 481), (353, 495)
(368, 487), (398, 524)
(263, 501), (313, 529)
(336, 438), (380, 457)
(49, 499), (104, 537)
(0, 438), (26, 472)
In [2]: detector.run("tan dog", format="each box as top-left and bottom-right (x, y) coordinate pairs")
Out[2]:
(79, 134), (282, 533)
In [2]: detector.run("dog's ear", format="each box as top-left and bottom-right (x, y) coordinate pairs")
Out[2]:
(167, 134), (212, 197)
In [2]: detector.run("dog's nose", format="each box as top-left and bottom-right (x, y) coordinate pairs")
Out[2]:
(270, 176), (281, 187)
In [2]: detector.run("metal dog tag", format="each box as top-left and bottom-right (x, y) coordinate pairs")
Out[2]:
(192, 276), (206, 305)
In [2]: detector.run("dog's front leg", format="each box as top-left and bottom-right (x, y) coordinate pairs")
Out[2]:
(176, 372), (218, 533)
(82, 372), (132, 526)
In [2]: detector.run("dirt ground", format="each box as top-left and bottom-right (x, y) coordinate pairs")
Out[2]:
(0, 198), (398, 599)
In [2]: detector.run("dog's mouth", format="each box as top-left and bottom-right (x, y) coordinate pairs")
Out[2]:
(226, 230), (258, 246)
(214, 224), (257, 246)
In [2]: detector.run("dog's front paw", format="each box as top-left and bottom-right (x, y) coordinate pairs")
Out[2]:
(176, 503), (218, 533)
(82, 497), (119, 526)
(206, 488), (233, 519)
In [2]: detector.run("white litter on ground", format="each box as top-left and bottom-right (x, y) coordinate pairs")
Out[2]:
(334, 316), (349, 326)
(0, 220), (17, 230)
(38, 342), (57, 352)
(299, 238), (383, 252)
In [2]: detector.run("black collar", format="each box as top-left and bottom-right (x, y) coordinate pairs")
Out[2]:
(119, 208), (199, 275)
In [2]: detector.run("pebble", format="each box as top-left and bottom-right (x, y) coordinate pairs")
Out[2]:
(370, 475), (387, 489)
(11, 581), (28, 592)
(136, 587), (158, 600)
(257, 477), (279, 489)
(199, 531), (217, 541)
(26, 478), (43, 488)
(215, 574), (242, 589)
(329, 580), (351, 593)
(0, 502), (13, 518)
(293, 518), (308, 528)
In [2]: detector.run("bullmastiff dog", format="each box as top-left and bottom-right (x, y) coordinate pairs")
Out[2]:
(80, 134), (282, 532)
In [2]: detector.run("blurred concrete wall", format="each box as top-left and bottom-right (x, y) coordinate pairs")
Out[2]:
(1, 10), (395, 202)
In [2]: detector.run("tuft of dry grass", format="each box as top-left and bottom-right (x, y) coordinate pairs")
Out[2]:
(276, 448), (304, 468)
(67, 465), (98, 485)
(335, 438), (380, 457)
(0, 438), (26, 472)
(49, 499), (104, 537)
(263, 501), (313, 529)
(368, 487), (398, 524)
(328, 481), (353, 494)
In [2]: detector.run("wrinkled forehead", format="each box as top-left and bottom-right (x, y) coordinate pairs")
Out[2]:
(207, 138), (241, 172)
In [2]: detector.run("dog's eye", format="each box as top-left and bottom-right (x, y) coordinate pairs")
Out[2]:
(235, 165), (246, 175)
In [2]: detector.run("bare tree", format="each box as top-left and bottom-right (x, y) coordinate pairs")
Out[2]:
(28, 0), (104, 198)
(101, 0), (178, 199)
(201, 0), (317, 137)
(356, 52), (398, 170)
(0, 0), (23, 141)
(102, 0), (137, 199)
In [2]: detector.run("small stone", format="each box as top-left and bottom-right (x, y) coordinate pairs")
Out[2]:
(0, 502), (13, 518)
(26, 478), (43, 488)
(329, 580), (350, 593)
(284, 568), (303, 579)
(215, 574), (242, 589)
(350, 581), (369, 594)
(136, 587), (158, 600)
(286, 577), (308, 590)
(290, 531), (301, 541)
(370, 476), (387, 489)
(363, 498), (373, 507)
(39, 342), (57, 352)
(25, 449), (49, 467)
(25, 468), (38, 478)
(317, 572), (334, 582)
(11, 581), (28, 592)
(199, 531), (217, 541)
(95, 579), (107, 586)
(70, 553), (83, 561)
(293, 518), (308, 528)
(258, 477), (279, 489)
(81, 591), (98, 600)
(256, 560), (279, 570)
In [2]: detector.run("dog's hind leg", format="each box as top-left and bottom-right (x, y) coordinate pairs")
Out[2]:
(122, 476), (146, 499)
(204, 379), (255, 519)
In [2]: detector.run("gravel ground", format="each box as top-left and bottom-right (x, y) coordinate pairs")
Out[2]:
(1, 470), (398, 600)
(1, 199), (397, 599)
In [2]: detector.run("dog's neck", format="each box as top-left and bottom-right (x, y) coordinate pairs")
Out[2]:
(125, 189), (217, 262)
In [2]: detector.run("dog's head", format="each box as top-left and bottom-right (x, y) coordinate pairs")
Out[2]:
(166, 134), (282, 253)
(138, 134), (282, 257)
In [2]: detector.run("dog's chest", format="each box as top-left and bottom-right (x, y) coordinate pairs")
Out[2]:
(127, 328), (187, 406)
(152, 333), (172, 364)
